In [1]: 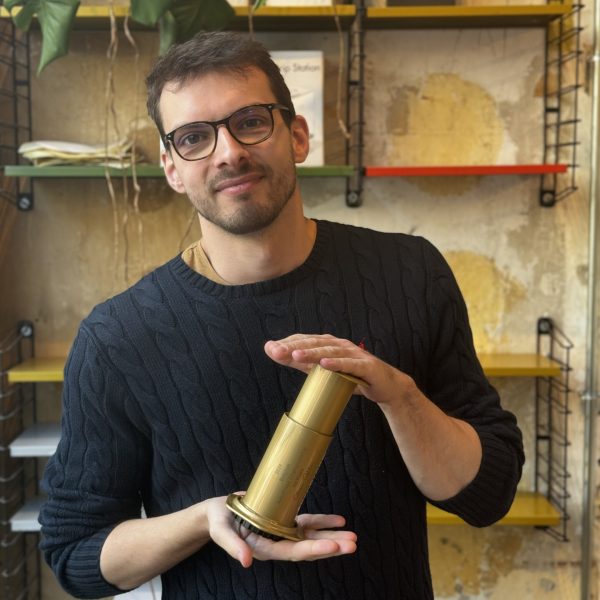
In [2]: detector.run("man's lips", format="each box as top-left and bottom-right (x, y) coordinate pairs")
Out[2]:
(213, 172), (263, 194)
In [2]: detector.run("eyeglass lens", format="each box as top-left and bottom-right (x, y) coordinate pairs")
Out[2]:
(172, 105), (275, 160)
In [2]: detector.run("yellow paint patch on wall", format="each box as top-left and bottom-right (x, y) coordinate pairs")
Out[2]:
(444, 251), (527, 352)
(389, 73), (505, 195)
(430, 528), (524, 597)
(390, 73), (504, 166)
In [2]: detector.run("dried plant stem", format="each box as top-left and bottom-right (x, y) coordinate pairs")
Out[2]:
(334, 5), (350, 141)
(248, 0), (255, 39)
(123, 15), (144, 280)
(104, 2), (121, 289)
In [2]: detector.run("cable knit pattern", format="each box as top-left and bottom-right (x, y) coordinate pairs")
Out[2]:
(39, 220), (524, 599)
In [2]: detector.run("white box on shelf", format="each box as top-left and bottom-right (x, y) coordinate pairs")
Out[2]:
(270, 50), (324, 167)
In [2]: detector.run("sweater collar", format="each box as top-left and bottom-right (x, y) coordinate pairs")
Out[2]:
(169, 219), (331, 299)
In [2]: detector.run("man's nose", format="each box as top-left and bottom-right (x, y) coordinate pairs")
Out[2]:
(211, 124), (250, 165)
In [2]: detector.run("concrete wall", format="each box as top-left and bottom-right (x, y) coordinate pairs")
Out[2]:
(0, 2), (597, 598)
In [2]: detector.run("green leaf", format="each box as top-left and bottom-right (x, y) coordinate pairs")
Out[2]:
(169, 0), (234, 43)
(36, 0), (80, 74)
(10, 3), (37, 31)
(252, 0), (266, 11)
(4, 0), (26, 10)
(130, 0), (171, 27)
(158, 10), (177, 56)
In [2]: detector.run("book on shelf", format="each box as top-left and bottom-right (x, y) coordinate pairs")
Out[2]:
(271, 50), (325, 167)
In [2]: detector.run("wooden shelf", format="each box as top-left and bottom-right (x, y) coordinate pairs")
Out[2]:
(9, 423), (61, 457)
(3, 165), (354, 178)
(479, 353), (561, 378)
(365, 164), (569, 177)
(366, 4), (572, 29)
(7, 357), (65, 383)
(5, 353), (559, 383)
(427, 491), (560, 526)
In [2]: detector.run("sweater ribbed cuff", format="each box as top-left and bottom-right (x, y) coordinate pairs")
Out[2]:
(60, 527), (133, 599)
(429, 431), (521, 527)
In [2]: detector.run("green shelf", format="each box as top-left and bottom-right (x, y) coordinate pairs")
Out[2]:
(4, 165), (354, 178)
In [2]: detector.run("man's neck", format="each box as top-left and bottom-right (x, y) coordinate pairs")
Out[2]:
(199, 208), (317, 286)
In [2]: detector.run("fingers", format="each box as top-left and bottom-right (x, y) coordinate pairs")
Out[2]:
(207, 505), (254, 568)
(264, 335), (366, 373)
(245, 531), (357, 563)
(295, 512), (347, 530)
(265, 335), (375, 396)
(208, 498), (357, 567)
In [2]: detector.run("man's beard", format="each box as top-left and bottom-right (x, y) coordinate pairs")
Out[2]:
(189, 156), (297, 236)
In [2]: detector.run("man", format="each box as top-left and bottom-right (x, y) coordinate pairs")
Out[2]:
(39, 31), (524, 599)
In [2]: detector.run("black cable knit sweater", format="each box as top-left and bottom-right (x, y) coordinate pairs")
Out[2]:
(39, 220), (524, 599)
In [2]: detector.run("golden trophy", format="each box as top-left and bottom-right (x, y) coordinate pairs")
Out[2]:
(226, 365), (361, 541)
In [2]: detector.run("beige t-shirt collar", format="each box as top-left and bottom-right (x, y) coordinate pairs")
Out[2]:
(181, 240), (229, 285)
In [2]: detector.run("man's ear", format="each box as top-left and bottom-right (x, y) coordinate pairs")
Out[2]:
(162, 148), (186, 194)
(290, 115), (310, 164)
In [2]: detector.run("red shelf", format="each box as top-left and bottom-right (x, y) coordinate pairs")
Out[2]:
(365, 164), (569, 177)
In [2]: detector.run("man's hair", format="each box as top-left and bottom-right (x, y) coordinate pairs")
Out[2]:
(146, 31), (296, 138)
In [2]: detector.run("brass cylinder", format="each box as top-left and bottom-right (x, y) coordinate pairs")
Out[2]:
(226, 365), (361, 541)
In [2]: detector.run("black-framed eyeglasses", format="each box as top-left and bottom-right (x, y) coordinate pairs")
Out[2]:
(164, 103), (291, 162)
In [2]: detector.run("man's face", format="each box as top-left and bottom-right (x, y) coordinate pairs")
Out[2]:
(160, 67), (309, 235)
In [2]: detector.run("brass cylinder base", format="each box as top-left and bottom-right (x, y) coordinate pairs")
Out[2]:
(226, 493), (303, 541)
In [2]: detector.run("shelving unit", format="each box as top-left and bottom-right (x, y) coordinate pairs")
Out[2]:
(4, 335), (570, 534)
(431, 318), (573, 534)
(0, 3), (357, 208)
(344, 1), (582, 206)
(0, 4), (579, 597)
(534, 317), (573, 541)
(0, 322), (40, 600)
(0, 4), (582, 209)
(0, 17), (32, 210)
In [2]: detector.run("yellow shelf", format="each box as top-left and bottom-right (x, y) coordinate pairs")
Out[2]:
(5, 353), (560, 383)
(2, 4), (567, 30)
(479, 353), (561, 378)
(427, 491), (561, 526)
(0, 5), (356, 31)
(7, 357), (65, 383)
(366, 4), (572, 29)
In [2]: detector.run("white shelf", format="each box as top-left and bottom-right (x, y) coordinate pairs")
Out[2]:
(10, 497), (44, 532)
(9, 423), (60, 457)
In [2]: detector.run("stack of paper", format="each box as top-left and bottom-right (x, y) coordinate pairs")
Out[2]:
(18, 139), (137, 168)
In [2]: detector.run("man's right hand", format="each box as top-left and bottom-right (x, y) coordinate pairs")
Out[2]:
(101, 494), (357, 591)
(206, 494), (358, 568)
